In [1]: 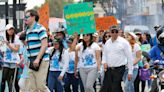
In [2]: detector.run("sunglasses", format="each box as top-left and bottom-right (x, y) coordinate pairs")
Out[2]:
(111, 30), (118, 34)
(105, 35), (110, 38)
(24, 15), (31, 20)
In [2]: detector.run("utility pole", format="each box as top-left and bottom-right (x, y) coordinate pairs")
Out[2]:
(13, 0), (17, 31)
(5, 2), (8, 25)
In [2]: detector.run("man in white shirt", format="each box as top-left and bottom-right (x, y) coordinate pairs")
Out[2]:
(100, 25), (133, 92)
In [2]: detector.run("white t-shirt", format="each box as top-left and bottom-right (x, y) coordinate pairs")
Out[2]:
(49, 48), (69, 77)
(132, 43), (141, 69)
(3, 35), (21, 64)
(67, 49), (75, 73)
(78, 42), (101, 68)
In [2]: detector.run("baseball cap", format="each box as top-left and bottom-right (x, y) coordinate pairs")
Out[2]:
(128, 32), (138, 40)
(93, 32), (99, 37)
(134, 29), (142, 35)
(109, 25), (119, 31)
(53, 38), (60, 44)
(5, 24), (15, 30)
(66, 37), (74, 43)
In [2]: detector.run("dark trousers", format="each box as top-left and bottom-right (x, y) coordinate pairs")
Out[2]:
(64, 73), (79, 92)
(1, 67), (15, 92)
(134, 70), (146, 92)
(100, 65), (125, 92)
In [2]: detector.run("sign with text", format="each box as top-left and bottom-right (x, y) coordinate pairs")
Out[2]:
(38, 3), (49, 30)
(95, 16), (118, 31)
(64, 2), (96, 35)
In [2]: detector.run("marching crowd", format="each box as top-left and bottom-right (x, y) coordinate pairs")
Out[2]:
(0, 9), (164, 92)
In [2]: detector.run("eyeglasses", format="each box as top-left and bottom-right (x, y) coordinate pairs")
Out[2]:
(111, 30), (118, 34)
(24, 15), (31, 20)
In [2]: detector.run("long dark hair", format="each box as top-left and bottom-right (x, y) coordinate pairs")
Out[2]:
(6, 29), (15, 43)
(102, 32), (110, 44)
(50, 39), (64, 62)
(82, 34), (93, 52)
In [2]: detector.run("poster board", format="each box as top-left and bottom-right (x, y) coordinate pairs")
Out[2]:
(64, 2), (96, 35)
(95, 16), (118, 31)
(141, 44), (151, 52)
(38, 3), (49, 30)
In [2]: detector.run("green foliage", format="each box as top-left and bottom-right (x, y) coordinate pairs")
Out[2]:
(46, 0), (74, 18)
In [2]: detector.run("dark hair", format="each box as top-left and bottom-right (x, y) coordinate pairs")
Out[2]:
(6, 28), (15, 43)
(25, 9), (39, 22)
(19, 32), (26, 41)
(102, 32), (110, 44)
(82, 34), (93, 52)
(50, 39), (64, 62)
(144, 32), (152, 44)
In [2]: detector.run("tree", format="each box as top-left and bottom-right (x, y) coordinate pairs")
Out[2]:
(46, 0), (74, 18)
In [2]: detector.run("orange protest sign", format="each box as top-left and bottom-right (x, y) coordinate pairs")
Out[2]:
(95, 16), (118, 31)
(38, 3), (49, 29)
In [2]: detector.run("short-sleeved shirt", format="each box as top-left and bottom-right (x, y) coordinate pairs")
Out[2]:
(26, 22), (49, 61)
(132, 43), (141, 69)
(67, 50), (75, 73)
(78, 42), (101, 68)
(3, 35), (21, 68)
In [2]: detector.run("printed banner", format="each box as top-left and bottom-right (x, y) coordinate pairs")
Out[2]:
(95, 16), (118, 31)
(64, 2), (96, 35)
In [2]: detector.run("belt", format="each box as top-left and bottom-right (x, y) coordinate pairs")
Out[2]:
(108, 65), (125, 70)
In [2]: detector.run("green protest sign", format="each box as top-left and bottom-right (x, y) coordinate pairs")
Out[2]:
(141, 44), (151, 52)
(64, 2), (96, 35)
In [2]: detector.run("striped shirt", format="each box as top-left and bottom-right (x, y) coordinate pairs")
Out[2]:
(25, 22), (49, 61)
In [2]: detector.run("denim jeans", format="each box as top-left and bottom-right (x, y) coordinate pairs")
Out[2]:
(48, 71), (64, 92)
(64, 73), (79, 92)
(123, 68), (138, 92)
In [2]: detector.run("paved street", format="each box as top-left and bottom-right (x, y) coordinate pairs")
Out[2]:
(0, 69), (151, 92)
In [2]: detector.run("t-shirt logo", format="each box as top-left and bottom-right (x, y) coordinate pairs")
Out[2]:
(52, 55), (60, 69)
(68, 59), (74, 72)
(84, 54), (94, 66)
(6, 48), (12, 60)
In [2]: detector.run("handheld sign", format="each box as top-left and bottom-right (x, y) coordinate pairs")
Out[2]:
(64, 2), (96, 35)
(95, 16), (118, 31)
(38, 3), (49, 30)
(141, 44), (151, 52)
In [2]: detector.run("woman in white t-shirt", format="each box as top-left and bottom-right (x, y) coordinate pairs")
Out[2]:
(64, 35), (79, 92)
(75, 33), (101, 92)
(123, 32), (142, 92)
(48, 38), (69, 92)
(1, 24), (21, 92)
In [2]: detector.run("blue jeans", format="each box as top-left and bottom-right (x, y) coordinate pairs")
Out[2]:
(123, 68), (138, 92)
(64, 73), (79, 92)
(48, 71), (64, 92)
